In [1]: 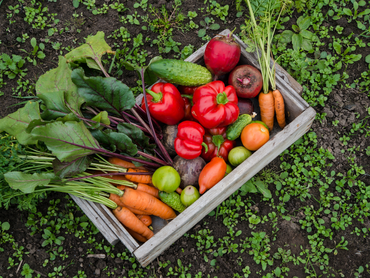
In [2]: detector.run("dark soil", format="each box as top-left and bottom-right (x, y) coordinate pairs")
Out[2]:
(1, 1), (370, 278)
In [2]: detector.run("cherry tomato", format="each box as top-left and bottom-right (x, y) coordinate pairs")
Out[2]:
(241, 123), (269, 151)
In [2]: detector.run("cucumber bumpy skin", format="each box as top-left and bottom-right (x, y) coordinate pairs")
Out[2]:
(149, 59), (212, 86)
(226, 114), (253, 141)
(159, 191), (186, 213)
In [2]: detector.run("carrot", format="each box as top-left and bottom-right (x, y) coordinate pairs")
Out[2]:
(108, 157), (136, 168)
(136, 215), (152, 226)
(258, 90), (275, 131)
(120, 187), (177, 220)
(113, 206), (154, 240)
(272, 89), (286, 129)
(176, 187), (183, 194)
(125, 227), (148, 243)
(114, 183), (159, 199)
(137, 183), (159, 198)
(125, 168), (152, 184)
(109, 192), (151, 215)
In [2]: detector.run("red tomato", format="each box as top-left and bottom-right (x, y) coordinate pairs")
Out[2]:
(241, 123), (269, 151)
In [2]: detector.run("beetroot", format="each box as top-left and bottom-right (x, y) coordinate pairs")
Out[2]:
(237, 98), (254, 115)
(204, 34), (241, 80)
(228, 65), (263, 98)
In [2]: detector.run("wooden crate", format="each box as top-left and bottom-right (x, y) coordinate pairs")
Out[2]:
(71, 29), (316, 267)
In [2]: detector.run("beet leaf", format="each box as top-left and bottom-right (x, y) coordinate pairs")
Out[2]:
(71, 68), (136, 116)
(0, 102), (41, 145)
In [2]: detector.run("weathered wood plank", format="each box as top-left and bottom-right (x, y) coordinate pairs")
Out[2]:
(69, 194), (119, 245)
(133, 107), (316, 266)
(92, 202), (140, 253)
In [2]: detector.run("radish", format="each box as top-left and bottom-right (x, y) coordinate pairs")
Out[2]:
(204, 34), (241, 80)
(228, 65), (263, 98)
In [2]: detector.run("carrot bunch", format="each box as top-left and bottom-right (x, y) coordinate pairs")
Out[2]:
(259, 90), (286, 130)
(106, 157), (177, 243)
(244, 0), (288, 131)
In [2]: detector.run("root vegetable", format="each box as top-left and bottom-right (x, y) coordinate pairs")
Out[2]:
(204, 34), (241, 80)
(237, 98), (254, 115)
(173, 155), (206, 189)
(228, 65), (263, 98)
(162, 125), (178, 156)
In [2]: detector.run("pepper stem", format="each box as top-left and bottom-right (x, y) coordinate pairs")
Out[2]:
(145, 89), (163, 103)
(216, 92), (229, 105)
(201, 142), (208, 153)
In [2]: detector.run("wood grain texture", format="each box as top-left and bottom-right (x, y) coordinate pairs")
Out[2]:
(134, 107), (316, 266)
(69, 194), (119, 245)
(91, 202), (140, 253)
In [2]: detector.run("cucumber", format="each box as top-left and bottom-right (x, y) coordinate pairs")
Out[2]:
(159, 191), (186, 213)
(149, 59), (212, 86)
(226, 114), (253, 141)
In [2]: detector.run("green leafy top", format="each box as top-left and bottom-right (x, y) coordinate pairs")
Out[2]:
(65, 31), (115, 71)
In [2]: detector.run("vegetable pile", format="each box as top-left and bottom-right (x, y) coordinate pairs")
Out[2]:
(0, 22), (287, 243)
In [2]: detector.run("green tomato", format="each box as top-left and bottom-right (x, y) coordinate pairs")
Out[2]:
(225, 164), (233, 176)
(152, 166), (181, 193)
(228, 146), (252, 167)
(250, 120), (269, 131)
(180, 185), (200, 207)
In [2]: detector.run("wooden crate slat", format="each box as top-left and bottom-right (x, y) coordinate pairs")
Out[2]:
(133, 107), (316, 266)
(92, 202), (140, 253)
(69, 194), (119, 245)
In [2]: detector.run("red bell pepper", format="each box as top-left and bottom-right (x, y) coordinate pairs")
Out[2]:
(201, 127), (236, 162)
(141, 82), (185, 125)
(174, 121), (208, 160)
(178, 85), (198, 95)
(191, 81), (239, 129)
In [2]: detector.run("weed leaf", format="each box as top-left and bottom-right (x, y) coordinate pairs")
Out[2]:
(292, 33), (303, 51)
(255, 180), (272, 198)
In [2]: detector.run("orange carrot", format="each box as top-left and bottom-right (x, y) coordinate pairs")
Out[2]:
(114, 183), (159, 199)
(272, 89), (286, 129)
(109, 191), (151, 215)
(176, 187), (183, 194)
(136, 215), (152, 226)
(125, 168), (152, 184)
(258, 91), (275, 131)
(109, 157), (147, 169)
(120, 187), (177, 220)
(113, 206), (154, 240)
(137, 183), (159, 198)
(125, 227), (148, 243)
(108, 157), (136, 168)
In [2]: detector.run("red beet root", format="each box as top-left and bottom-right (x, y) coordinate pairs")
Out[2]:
(204, 34), (241, 80)
(237, 98), (254, 115)
(228, 65), (263, 98)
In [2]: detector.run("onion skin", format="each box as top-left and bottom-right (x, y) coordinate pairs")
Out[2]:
(204, 35), (241, 78)
(228, 65), (263, 98)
